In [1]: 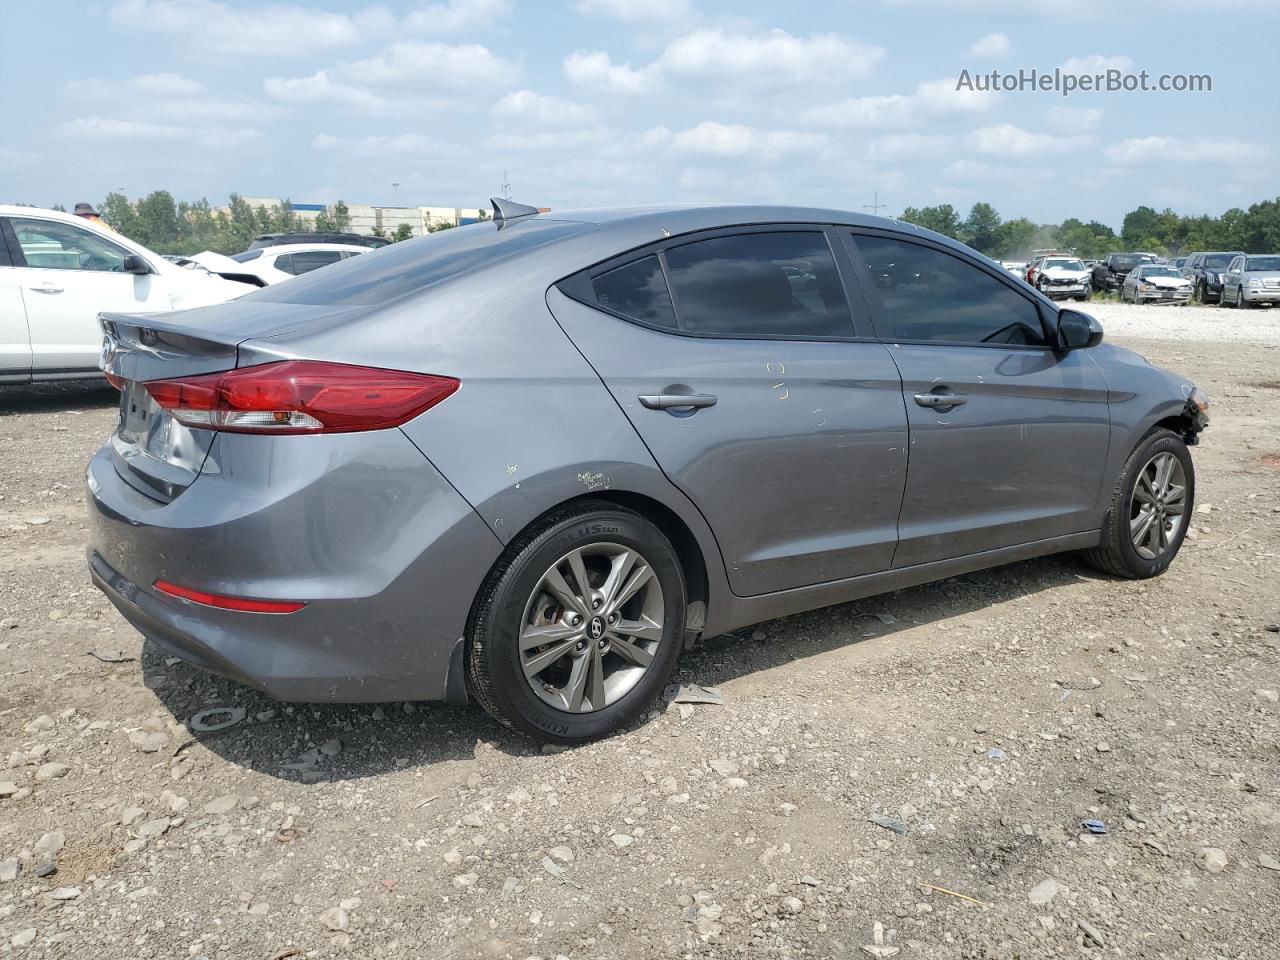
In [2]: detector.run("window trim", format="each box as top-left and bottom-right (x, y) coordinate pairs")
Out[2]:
(557, 223), (876, 342)
(842, 228), (1057, 352)
(0, 219), (13, 268)
(5, 215), (144, 273)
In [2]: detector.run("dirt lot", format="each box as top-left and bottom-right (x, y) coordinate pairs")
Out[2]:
(1, 303), (1278, 960)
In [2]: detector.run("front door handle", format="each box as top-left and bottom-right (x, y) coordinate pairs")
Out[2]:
(29, 284), (64, 294)
(639, 393), (718, 411)
(914, 392), (968, 408)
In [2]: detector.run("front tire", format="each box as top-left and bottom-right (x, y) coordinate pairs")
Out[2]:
(1085, 429), (1195, 579)
(467, 502), (687, 743)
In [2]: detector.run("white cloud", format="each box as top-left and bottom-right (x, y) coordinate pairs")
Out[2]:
(313, 132), (454, 157)
(669, 121), (824, 159)
(56, 116), (260, 147)
(566, 27), (884, 96)
(868, 133), (951, 161)
(109, 0), (507, 57)
(801, 78), (998, 128)
(486, 127), (611, 151)
(969, 124), (1092, 156)
(404, 0), (512, 33)
(492, 90), (596, 127)
(110, 0), (370, 56)
(1104, 137), (1268, 165)
(1046, 105), (1104, 132)
(1061, 54), (1134, 73)
(968, 32), (1010, 57)
(573, 0), (696, 23)
(661, 28), (885, 86)
(127, 73), (206, 96)
(266, 41), (519, 108)
(0, 147), (40, 169)
(264, 70), (386, 108)
(563, 50), (659, 94)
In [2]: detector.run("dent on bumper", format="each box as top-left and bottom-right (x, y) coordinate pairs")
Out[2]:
(85, 431), (503, 703)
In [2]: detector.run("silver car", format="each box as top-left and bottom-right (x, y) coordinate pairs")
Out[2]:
(1220, 253), (1280, 309)
(87, 202), (1210, 743)
(1121, 264), (1194, 305)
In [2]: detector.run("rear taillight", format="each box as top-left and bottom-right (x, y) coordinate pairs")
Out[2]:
(154, 580), (305, 614)
(144, 361), (459, 434)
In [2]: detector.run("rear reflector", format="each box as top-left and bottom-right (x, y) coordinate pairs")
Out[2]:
(104, 372), (125, 390)
(144, 360), (459, 435)
(154, 580), (306, 614)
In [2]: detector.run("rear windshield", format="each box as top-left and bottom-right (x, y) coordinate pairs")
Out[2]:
(246, 219), (588, 305)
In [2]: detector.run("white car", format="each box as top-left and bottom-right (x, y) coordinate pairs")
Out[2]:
(1121, 264), (1194, 305)
(189, 243), (369, 287)
(0, 205), (254, 383)
(1032, 256), (1092, 302)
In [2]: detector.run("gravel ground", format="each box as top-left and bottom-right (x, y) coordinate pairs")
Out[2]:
(1080, 299), (1280, 344)
(1, 302), (1278, 959)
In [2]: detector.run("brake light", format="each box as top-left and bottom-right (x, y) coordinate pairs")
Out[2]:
(154, 580), (306, 614)
(144, 361), (459, 434)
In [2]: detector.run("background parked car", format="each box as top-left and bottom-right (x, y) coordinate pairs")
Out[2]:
(249, 231), (389, 251)
(1091, 252), (1157, 293)
(1219, 253), (1280, 309)
(1120, 264), (1193, 305)
(190, 243), (370, 287)
(0, 205), (253, 383)
(1033, 256), (1092, 301)
(1182, 250), (1246, 304)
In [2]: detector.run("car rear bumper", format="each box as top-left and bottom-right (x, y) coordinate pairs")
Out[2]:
(85, 430), (503, 703)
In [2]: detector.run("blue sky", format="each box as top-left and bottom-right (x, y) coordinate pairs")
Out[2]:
(3, 0), (1277, 228)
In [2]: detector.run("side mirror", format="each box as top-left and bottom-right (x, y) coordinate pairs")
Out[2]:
(1057, 308), (1103, 350)
(122, 254), (151, 275)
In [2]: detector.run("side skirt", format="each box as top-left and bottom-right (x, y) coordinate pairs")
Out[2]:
(702, 530), (1100, 638)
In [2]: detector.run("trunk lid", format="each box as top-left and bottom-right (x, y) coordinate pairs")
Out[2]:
(99, 300), (371, 502)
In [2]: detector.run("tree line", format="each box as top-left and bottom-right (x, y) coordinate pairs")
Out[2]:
(83, 192), (471, 256)
(898, 196), (1280, 260)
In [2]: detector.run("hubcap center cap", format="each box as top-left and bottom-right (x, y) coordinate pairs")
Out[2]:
(587, 616), (606, 641)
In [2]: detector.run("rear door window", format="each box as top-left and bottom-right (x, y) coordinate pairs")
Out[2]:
(851, 233), (1048, 347)
(663, 232), (854, 338)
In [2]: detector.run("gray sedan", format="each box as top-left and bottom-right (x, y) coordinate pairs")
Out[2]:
(87, 202), (1209, 743)
(1221, 253), (1280, 308)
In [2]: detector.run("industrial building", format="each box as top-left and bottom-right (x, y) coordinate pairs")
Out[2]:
(241, 198), (489, 238)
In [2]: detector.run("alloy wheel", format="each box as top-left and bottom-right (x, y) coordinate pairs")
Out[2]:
(518, 543), (665, 713)
(1129, 452), (1188, 560)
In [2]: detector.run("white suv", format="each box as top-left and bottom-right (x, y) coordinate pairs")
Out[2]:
(193, 243), (369, 287)
(0, 206), (254, 383)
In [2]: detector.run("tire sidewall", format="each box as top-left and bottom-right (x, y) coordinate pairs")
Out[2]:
(1113, 433), (1196, 577)
(477, 510), (686, 743)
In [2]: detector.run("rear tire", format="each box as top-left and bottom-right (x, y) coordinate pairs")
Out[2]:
(1085, 429), (1195, 579)
(467, 501), (687, 743)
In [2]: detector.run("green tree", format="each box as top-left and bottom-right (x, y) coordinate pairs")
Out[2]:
(332, 201), (351, 231)
(391, 223), (415, 242)
(961, 202), (1002, 253)
(899, 204), (962, 239)
(313, 209), (335, 232)
(427, 220), (456, 233)
(134, 191), (181, 251)
(100, 192), (141, 237)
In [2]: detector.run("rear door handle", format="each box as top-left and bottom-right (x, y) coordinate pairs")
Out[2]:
(914, 392), (968, 408)
(29, 284), (64, 294)
(639, 393), (718, 411)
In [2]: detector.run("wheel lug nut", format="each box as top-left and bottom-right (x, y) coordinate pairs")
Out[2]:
(607, 613), (617, 624)
(598, 638), (608, 649)
(592, 598), (601, 609)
